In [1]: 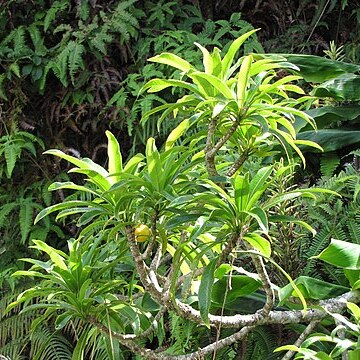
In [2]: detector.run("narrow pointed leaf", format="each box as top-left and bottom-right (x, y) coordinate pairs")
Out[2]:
(199, 258), (217, 327)
(237, 55), (252, 107)
(221, 29), (259, 78)
(106, 131), (122, 184)
(148, 53), (193, 72)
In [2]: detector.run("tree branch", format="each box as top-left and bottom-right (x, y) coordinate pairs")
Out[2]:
(91, 316), (254, 360)
(281, 320), (320, 360)
(226, 151), (248, 177)
(204, 117), (218, 177)
(250, 254), (274, 316)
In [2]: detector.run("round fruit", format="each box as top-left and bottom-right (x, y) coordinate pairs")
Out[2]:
(134, 224), (151, 242)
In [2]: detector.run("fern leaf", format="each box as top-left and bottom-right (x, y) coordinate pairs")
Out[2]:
(51, 44), (71, 87)
(12, 27), (28, 57)
(0, 73), (8, 100)
(44, 0), (69, 32)
(28, 24), (47, 56)
(19, 198), (34, 245)
(4, 142), (22, 178)
(320, 152), (340, 177)
(90, 31), (112, 55)
(67, 41), (85, 84)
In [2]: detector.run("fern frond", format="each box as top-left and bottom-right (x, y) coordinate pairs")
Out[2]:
(19, 197), (35, 244)
(44, 0), (69, 32)
(90, 31), (113, 55)
(51, 44), (71, 87)
(303, 228), (331, 276)
(344, 220), (360, 244)
(243, 325), (278, 360)
(320, 152), (340, 177)
(30, 327), (73, 360)
(67, 41), (85, 84)
(0, 203), (18, 228)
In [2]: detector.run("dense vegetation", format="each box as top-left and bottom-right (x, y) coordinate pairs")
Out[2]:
(1, 1), (360, 359)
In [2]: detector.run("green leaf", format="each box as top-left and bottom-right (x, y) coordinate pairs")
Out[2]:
(344, 269), (360, 287)
(221, 29), (259, 78)
(234, 174), (250, 212)
(48, 181), (99, 197)
(68, 41), (85, 84)
(237, 55), (252, 108)
(165, 119), (190, 151)
(148, 52), (193, 72)
(34, 200), (96, 224)
(198, 258), (217, 327)
(247, 166), (273, 210)
(123, 153), (145, 174)
(212, 275), (261, 305)
(31, 240), (67, 270)
(298, 129), (360, 153)
(272, 54), (360, 83)
(243, 232), (271, 257)
(145, 138), (163, 191)
(312, 73), (360, 101)
(242, 207), (268, 234)
(190, 72), (234, 99)
(44, 149), (110, 190)
(269, 215), (316, 236)
(106, 131), (122, 184)
(279, 276), (349, 302)
(19, 198), (34, 244)
(195, 42), (213, 74)
(347, 302), (360, 322)
(313, 239), (360, 269)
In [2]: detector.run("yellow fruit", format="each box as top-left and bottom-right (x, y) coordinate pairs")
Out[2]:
(134, 224), (151, 242)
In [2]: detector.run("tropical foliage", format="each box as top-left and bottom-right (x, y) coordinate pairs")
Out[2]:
(0, 30), (358, 359)
(1, 1), (360, 359)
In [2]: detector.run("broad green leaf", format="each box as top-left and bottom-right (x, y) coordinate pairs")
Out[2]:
(198, 258), (217, 327)
(212, 275), (261, 305)
(106, 131), (122, 184)
(313, 239), (360, 269)
(312, 73), (360, 101)
(221, 29), (259, 78)
(279, 276), (349, 302)
(243, 232), (271, 257)
(55, 312), (73, 330)
(247, 166), (273, 210)
(344, 269), (360, 287)
(271, 54), (360, 83)
(44, 149), (110, 190)
(165, 119), (190, 151)
(234, 174), (250, 212)
(237, 55), (252, 108)
(298, 129), (360, 152)
(48, 181), (99, 197)
(148, 52), (193, 72)
(349, 349), (360, 360)
(268, 258), (307, 315)
(242, 207), (268, 234)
